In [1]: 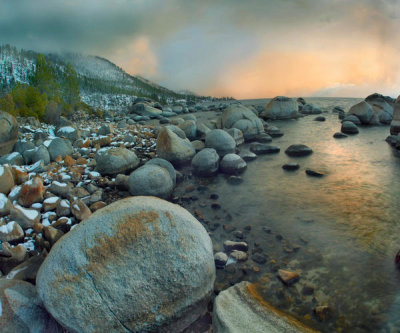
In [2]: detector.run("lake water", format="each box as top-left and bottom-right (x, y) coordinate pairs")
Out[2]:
(177, 97), (400, 332)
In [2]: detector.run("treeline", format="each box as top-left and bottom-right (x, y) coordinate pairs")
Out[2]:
(0, 54), (81, 121)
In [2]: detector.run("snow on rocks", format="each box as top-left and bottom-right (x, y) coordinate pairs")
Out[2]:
(9, 204), (41, 229)
(0, 165), (15, 195)
(0, 193), (11, 216)
(0, 221), (24, 242)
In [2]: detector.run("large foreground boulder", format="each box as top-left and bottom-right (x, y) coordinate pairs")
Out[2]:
(95, 147), (140, 176)
(260, 97), (299, 120)
(0, 111), (18, 156)
(213, 281), (315, 333)
(219, 104), (264, 140)
(348, 101), (374, 124)
(0, 279), (62, 332)
(36, 196), (215, 333)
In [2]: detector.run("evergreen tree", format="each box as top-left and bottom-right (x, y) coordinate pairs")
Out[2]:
(30, 54), (60, 100)
(63, 62), (80, 107)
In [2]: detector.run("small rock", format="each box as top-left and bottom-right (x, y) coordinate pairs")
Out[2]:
(214, 252), (228, 268)
(230, 250), (248, 261)
(220, 154), (247, 175)
(277, 269), (300, 285)
(285, 144), (313, 157)
(224, 240), (248, 252)
(56, 199), (70, 217)
(282, 162), (300, 171)
(305, 169), (324, 177)
(0, 193), (11, 216)
(18, 177), (45, 207)
(341, 121), (359, 134)
(227, 176), (243, 185)
(0, 165), (15, 195)
(0, 221), (24, 242)
(10, 204), (41, 229)
(314, 305), (331, 321)
(43, 225), (64, 246)
(71, 199), (92, 221)
(314, 116), (326, 121)
(333, 132), (348, 139)
(250, 143), (280, 155)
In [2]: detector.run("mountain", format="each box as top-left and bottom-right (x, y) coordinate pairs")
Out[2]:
(0, 44), (200, 111)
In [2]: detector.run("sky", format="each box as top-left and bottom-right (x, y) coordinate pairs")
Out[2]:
(1, 0), (400, 99)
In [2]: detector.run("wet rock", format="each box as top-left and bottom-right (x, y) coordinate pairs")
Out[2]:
(265, 125), (284, 138)
(230, 250), (248, 261)
(285, 144), (313, 157)
(36, 196), (215, 333)
(314, 116), (326, 122)
(332, 106), (344, 113)
(300, 104), (322, 115)
(278, 269), (300, 285)
(18, 177), (45, 207)
(314, 305), (331, 321)
(333, 132), (348, 139)
(0, 165), (14, 195)
(215, 252), (228, 268)
(219, 104), (264, 140)
(213, 281), (314, 333)
(250, 143), (280, 155)
(224, 240), (249, 252)
(240, 150), (257, 162)
(10, 204), (41, 229)
(128, 164), (174, 199)
(192, 148), (220, 177)
(0, 221), (24, 242)
(342, 114), (361, 125)
(205, 129), (236, 157)
(227, 175), (243, 185)
(282, 162), (300, 171)
(0, 111), (18, 156)
(95, 147), (140, 176)
(252, 253), (267, 265)
(70, 199), (92, 221)
(220, 154), (247, 175)
(348, 101), (374, 124)
(305, 169), (324, 177)
(47, 137), (73, 161)
(156, 127), (196, 166)
(260, 96), (299, 120)
(341, 121), (359, 134)
(254, 133), (273, 143)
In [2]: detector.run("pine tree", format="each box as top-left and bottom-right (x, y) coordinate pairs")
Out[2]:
(63, 62), (80, 107)
(30, 54), (60, 100)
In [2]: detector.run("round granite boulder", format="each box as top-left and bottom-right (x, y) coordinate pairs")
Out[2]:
(0, 111), (18, 157)
(36, 196), (215, 333)
(95, 147), (140, 176)
(205, 129), (236, 157)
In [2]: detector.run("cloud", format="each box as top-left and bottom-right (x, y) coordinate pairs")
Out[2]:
(0, 0), (399, 97)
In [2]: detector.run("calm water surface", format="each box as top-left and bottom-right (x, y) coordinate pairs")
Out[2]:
(185, 98), (400, 332)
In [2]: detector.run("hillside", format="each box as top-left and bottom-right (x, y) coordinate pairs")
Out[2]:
(0, 44), (199, 111)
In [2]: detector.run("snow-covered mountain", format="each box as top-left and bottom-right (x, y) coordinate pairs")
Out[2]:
(0, 45), (198, 110)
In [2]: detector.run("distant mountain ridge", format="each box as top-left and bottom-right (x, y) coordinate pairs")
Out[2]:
(0, 44), (200, 111)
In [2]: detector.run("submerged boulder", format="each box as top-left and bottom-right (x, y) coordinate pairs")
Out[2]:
(260, 97), (299, 120)
(0, 111), (18, 157)
(36, 196), (215, 333)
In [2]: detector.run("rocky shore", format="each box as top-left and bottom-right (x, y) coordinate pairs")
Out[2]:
(0, 93), (398, 332)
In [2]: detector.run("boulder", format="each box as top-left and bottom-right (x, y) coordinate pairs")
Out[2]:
(128, 164), (174, 199)
(18, 177), (45, 207)
(130, 102), (163, 118)
(225, 128), (245, 145)
(220, 154), (247, 175)
(13, 140), (35, 155)
(178, 120), (197, 140)
(342, 114), (361, 125)
(95, 147), (140, 176)
(56, 126), (80, 142)
(71, 199), (92, 221)
(47, 137), (73, 161)
(260, 97), (299, 120)
(0, 111), (18, 156)
(146, 158), (177, 187)
(156, 127), (195, 166)
(348, 101), (374, 124)
(205, 129), (236, 157)
(341, 121), (359, 134)
(0, 165), (15, 195)
(391, 99), (400, 135)
(250, 143), (280, 155)
(213, 281), (313, 333)
(0, 279), (62, 332)
(10, 204), (41, 229)
(300, 104), (322, 115)
(0, 152), (24, 166)
(98, 124), (114, 136)
(285, 144), (313, 157)
(219, 104), (264, 140)
(192, 148), (220, 177)
(32, 145), (50, 165)
(36, 196), (215, 333)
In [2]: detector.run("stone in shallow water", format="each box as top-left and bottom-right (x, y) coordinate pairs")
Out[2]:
(250, 143), (280, 155)
(213, 281), (315, 333)
(282, 162), (300, 171)
(285, 144), (313, 157)
(341, 121), (359, 134)
(36, 196), (215, 333)
(278, 269), (300, 285)
(305, 169), (324, 177)
(333, 132), (348, 139)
